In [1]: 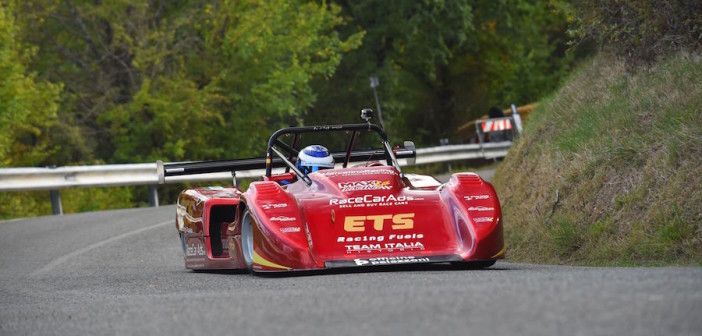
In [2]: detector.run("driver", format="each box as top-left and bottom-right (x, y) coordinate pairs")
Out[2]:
(296, 145), (335, 175)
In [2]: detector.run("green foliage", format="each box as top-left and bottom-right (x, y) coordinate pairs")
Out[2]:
(0, 187), (135, 219)
(308, 0), (579, 146)
(180, 0), (363, 158)
(0, 0), (61, 167)
(19, 0), (362, 164)
(465, 0), (576, 111)
(1, 0), (583, 218)
(308, 0), (475, 142)
(2, 0), (364, 217)
(103, 76), (228, 162)
(0, 192), (52, 220)
(62, 187), (134, 213)
(569, 0), (702, 64)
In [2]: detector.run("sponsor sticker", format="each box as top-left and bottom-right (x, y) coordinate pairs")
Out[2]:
(468, 206), (494, 211)
(336, 233), (424, 243)
(185, 243), (206, 257)
(279, 227), (301, 233)
(338, 180), (392, 192)
(329, 194), (422, 208)
(343, 213), (414, 232)
(464, 195), (490, 201)
(324, 255), (463, 268)
(473, 217), (494, 223)
(344, 242), (425, 253)
(353, 256), (429, 266)
(270, 216), (296, 222)
(320, 168), (397, 177)
(262, 203), (288, 210)
(201, 186), (226, 190)
(313, 125), (343, 131)
(337, 232), (425, 253)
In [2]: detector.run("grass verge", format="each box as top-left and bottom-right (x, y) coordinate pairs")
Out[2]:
(492, 52), (702, 266)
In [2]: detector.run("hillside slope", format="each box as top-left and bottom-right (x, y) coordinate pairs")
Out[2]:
(492, 53), (702, 265)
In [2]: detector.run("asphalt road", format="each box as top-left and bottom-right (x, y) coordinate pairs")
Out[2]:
(1, 205), (701, 336)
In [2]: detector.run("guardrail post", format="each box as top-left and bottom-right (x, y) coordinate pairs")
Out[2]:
(50, 190), (63, 215)
(475, 122), (486, 158)
(439, 138), (452, 171)
(511, 103), (523, 135)
(147, 185), (159, 207)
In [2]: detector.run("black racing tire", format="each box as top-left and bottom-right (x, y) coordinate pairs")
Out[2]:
(450, 259), (496, 270)
(241, 207), (254, 270)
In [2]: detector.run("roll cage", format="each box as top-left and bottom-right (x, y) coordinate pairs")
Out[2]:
(159, 122), (415, 185)
(265, 123), (409, 186)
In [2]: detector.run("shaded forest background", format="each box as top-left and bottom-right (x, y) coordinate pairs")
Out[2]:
(1, 0), (579, 216)
(2, 0), (578, 166)
(3, 0), (697, 217)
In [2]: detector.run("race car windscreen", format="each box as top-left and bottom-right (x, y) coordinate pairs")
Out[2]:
(275, 130), (388, 164)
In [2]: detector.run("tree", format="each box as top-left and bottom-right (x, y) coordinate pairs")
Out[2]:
(451, 0), (575, 120)
(0, 0), (61, 167)
(0, 0), (62, 219)
(19, 0), (362, 163)
(308, 0), (577, 146)
(308, 0), (474, 145)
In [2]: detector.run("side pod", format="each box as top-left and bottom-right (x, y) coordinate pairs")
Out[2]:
(242, 182), (319, 272)
(443, 173), (505, 260)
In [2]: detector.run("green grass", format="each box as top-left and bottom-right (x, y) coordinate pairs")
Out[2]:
(492, 52), (702, 266)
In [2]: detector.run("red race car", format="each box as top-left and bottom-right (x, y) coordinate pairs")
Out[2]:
(158, 110), (504, 273)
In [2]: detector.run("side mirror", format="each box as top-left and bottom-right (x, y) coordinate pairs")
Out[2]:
(403, 140), (416, 166)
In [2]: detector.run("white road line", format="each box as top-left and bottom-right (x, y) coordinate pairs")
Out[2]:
(32, 220), (173, 277)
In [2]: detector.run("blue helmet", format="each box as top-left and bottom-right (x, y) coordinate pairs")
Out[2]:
(296, 145), (334, 175)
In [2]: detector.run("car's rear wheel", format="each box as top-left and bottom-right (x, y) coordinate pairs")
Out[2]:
(241, 208), (254, 270)
(450, 260), (496, 269)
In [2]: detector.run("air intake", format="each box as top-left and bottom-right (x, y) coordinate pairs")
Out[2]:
(456, 173), (482, 185)
(252, 182), (280, 197)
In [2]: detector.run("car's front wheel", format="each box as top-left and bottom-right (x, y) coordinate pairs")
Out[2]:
(241, 207), (254, 270)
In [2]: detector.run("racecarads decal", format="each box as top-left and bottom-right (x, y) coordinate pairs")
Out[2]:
(329, 194), (423, 208)
(343, 213), (414, 232)
(464, 195), (490, 201)
(338, 180), (392, 192)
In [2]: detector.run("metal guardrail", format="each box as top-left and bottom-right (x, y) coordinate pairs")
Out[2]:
(415, 142), (511, 164)
(0, 141), (513, 214)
